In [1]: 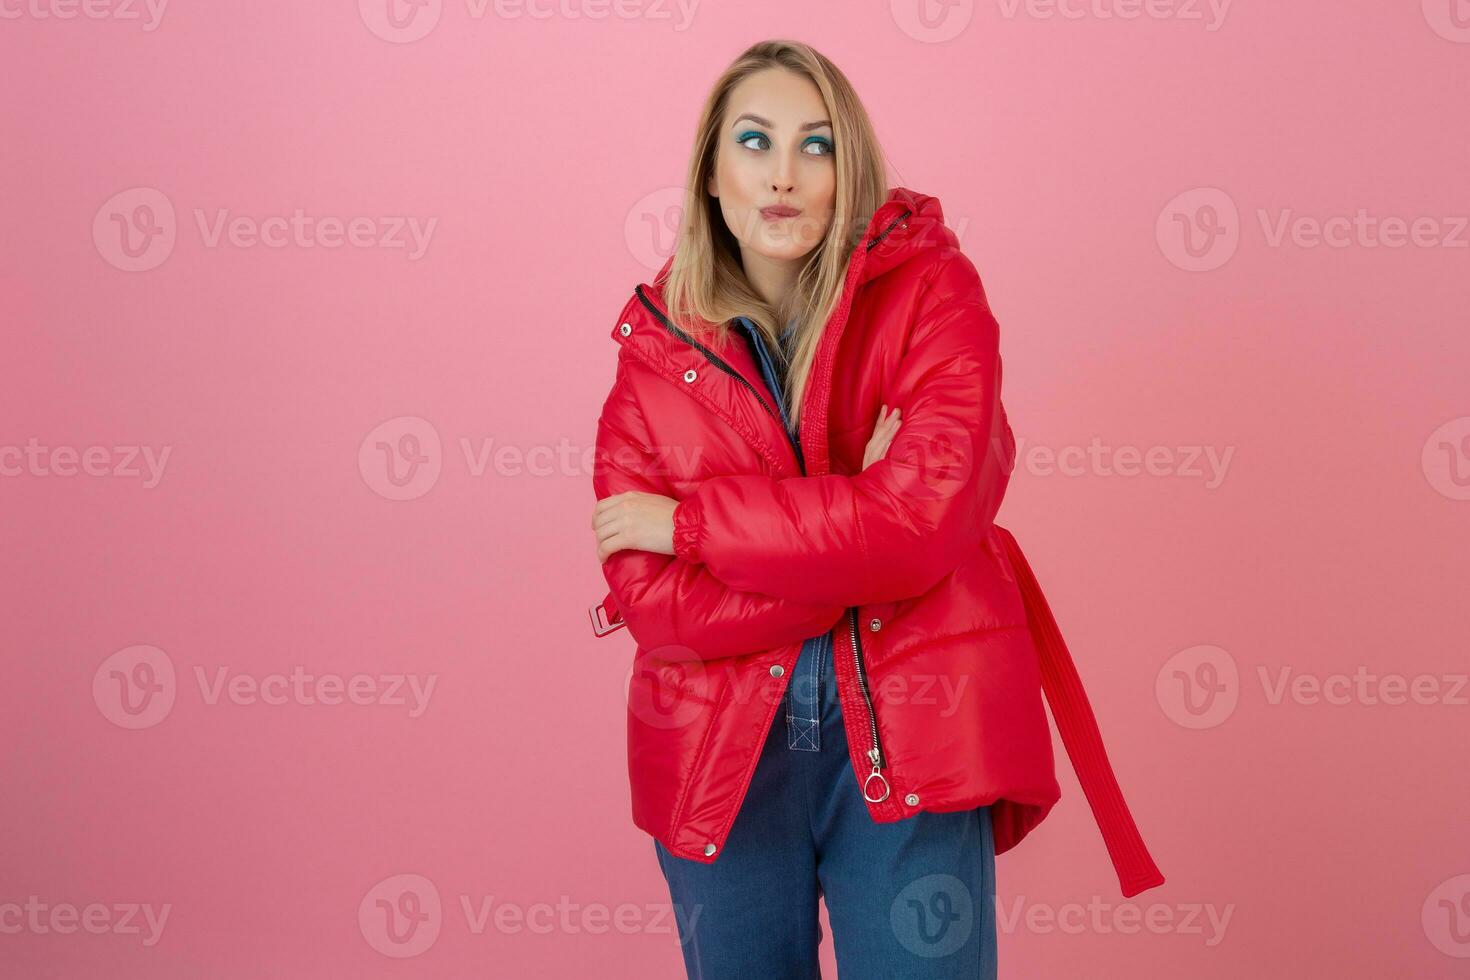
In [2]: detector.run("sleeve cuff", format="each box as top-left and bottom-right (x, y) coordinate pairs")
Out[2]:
(672, 496), (704, 564)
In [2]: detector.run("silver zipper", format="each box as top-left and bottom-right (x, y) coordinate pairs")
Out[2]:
(843, 205), (908, 807)
(850, 607), (890, 803)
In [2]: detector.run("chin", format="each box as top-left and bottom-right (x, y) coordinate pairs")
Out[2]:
(746, 241), (818, 264)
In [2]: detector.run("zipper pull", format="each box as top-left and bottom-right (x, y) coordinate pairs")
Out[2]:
(862, 747), (890, 803)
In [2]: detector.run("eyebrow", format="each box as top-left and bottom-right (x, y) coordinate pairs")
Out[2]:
(730, 112), (832, 133)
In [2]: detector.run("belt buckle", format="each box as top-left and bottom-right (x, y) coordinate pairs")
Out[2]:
(589, 601), (625, 637)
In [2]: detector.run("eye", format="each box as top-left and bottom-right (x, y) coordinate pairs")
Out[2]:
(802, 136), (834, 156)
(736, 130), (770, 151)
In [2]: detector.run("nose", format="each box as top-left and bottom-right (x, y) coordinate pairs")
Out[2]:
(770, 150), (796, 194)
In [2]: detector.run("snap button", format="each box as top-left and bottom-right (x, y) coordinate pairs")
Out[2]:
(619, 322), (632, 336)
(769, 664), (784, 678)
(905, 793), (919, 806)
(869, 618), (882, 632)
(704, 843), (717, 856)
(683, 369), (697, 383)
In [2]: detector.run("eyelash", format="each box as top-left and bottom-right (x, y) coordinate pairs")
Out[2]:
(736, 130), (834, 156)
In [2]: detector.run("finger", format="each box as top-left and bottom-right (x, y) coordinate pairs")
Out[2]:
(593, 492), (633, 522)
(598, 531), (630, 562)
(595, 490), (633, 509)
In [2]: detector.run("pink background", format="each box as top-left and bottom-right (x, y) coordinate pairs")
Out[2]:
(4, 1), (1469, 977)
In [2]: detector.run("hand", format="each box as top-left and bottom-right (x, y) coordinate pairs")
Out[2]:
(862, 404), (901, 470)
(593, 491), (678, 562)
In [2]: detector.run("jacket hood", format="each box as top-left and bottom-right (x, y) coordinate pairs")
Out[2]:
(858, 185), (952, 284)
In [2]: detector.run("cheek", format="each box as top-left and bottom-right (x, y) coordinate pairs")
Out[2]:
(715, 152), (757, 203)
(714, 155), (763, 237)
(810, 172), (836, 217)
(802, 169), (836, 230)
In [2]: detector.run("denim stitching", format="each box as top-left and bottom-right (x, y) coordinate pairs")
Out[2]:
(787, 642), (820, 751)
(788, 631), (830, 752)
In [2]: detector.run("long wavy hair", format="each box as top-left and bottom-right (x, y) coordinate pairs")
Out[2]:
(661, 39), (889, 429)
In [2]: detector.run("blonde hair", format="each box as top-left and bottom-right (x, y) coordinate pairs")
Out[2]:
(661, 39), (889, 429)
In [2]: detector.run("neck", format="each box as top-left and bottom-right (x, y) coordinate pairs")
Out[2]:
(738, 247), (803, 314)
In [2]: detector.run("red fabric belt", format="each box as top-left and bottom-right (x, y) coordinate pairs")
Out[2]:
(993, 525), (1166, 898)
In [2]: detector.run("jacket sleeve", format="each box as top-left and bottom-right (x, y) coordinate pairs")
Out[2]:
(594, 349), (847, 661)
(670, 252), (1009, 606)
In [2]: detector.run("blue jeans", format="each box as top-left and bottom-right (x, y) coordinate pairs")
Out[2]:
(653, 631), (998, 979)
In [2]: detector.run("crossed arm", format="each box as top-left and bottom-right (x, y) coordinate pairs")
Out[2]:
(594, 253), (1006, 646)
(591, 347), (900, 660)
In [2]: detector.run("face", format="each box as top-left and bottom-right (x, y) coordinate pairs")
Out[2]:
(706, 67), (837, 269)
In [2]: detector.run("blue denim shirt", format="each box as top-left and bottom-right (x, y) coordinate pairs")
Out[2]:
(730, 315), (832, 751)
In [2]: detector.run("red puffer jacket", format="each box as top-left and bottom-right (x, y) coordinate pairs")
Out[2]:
(591, 186), (1164, 897)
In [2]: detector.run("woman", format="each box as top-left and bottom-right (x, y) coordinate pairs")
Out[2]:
(590, 39), (1163, 979)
